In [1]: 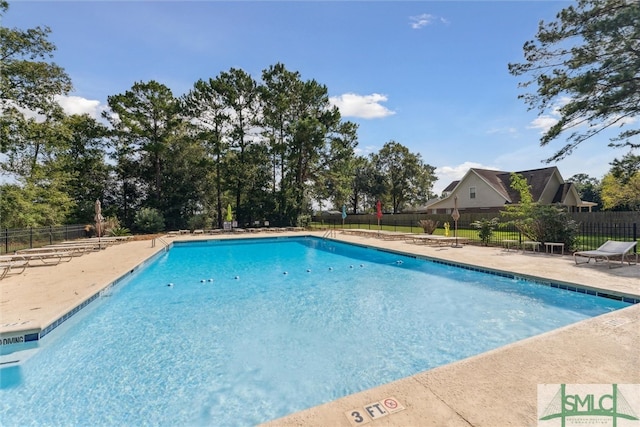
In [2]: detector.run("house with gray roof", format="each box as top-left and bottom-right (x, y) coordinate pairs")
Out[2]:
(425, 166), (597, 214)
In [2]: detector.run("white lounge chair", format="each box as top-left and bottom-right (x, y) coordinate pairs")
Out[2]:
(406, 235), (469, 246)
(376, 231), (419, 240)
(60, 240), (112, 250)
(574, 240), (638, 268)
(14, 248), (75, 265)
(0, 255), (28, 279)
(45, 244), (96, 256)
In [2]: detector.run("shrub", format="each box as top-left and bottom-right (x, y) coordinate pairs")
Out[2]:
(471, 218), (499, 246)
(528, 205), (580, 250)
(134, 208), (165, 233)
(500, 172), (579, 250)
(418, 219), (439, 234)
(84, 224), (95, 237)
(188, 213), (212, 231)
(108, 226), (131, 236)
(102, 216), (120, 236)
(296, 214), (311, 228)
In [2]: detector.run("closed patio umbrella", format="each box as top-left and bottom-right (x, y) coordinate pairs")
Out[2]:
(376, 200), (382, 229)
(225, 204), (233, 230)
(226, 204), (233, 222)
(94, 199), (104, 240)
(341, 204), (347, 226)
(451, 196), (462, 248)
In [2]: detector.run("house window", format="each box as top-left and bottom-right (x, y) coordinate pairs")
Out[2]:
(470, 187), (476, 199)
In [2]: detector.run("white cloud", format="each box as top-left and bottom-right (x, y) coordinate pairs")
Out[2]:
(409, 13), (435, 29)
(527, 96), (584, 134)
(354, 144), (379, 156)
(14, 105), (44, 122)
(330, 93), (395, 119)
(486, 126), (518, 136)
(604, 113), (638, 127)
(4, 96), (105, 122)
(529, 99), (639, 133)
(433, 161), (499, 196)
(409, 13), (449, 29)
(55, 95), (105, 119)
(527, 115), (558, 133)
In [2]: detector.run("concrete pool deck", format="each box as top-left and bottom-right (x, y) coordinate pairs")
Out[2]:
(1, 231), (638, 426)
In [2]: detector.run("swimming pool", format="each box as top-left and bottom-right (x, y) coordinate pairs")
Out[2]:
(0, 237), (631, 426)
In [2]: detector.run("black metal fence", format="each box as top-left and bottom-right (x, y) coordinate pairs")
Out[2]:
(0, 225), (88, 255)
(1, 219), (637, 254)
(577, 222), (638, 252)
(312, 216), (638, 252)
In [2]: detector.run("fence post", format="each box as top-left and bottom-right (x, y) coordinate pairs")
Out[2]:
(49, 225), (53, 245)
(4, 228), (7, 254)
(30, 227), (33, 248)
(634, 223), (637, 254)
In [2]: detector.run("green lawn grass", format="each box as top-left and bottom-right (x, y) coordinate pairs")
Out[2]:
(310, 222), (638, 251)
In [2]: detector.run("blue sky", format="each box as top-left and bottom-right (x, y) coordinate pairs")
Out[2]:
(4, 1), (632, 195)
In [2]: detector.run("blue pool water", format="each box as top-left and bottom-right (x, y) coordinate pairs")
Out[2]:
(0, 237), (631, 426)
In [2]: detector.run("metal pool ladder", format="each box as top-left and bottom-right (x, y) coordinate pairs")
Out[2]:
(322, 229), (336, 239)
(152, 236), (170, 251)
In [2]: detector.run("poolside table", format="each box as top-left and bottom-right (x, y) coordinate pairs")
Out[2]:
(502, 239), (519, 251)
(522, 241), (541, 253)
(544, 242), (565, 255)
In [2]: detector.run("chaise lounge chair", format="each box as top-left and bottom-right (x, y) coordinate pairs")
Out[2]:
(0, 255), (29, 279)
(375, 230), (419, 240)
(406, 234), (469, 246)
(14, 248), (75, 265)
(573, 240), (638, 268)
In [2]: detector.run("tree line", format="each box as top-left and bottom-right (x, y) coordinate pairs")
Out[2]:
(2, 0), (638, 232)
(0, 2), (436, 231)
